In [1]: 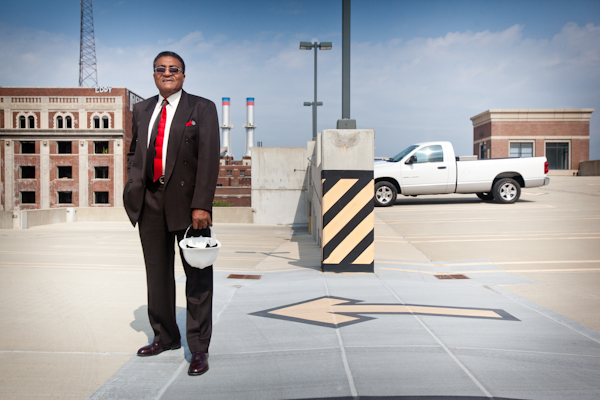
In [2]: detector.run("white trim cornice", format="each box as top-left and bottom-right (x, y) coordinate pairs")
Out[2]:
(471, 109), (594, 128)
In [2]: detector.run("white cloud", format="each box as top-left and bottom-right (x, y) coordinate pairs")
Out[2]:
(2, 23), (599, 159)
(0, 28), (79, 87)
(349, 23), (600, 157)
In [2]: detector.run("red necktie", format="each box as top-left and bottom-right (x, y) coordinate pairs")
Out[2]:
(153, 99), (168, 181)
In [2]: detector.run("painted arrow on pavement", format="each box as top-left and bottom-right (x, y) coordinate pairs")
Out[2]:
(250, 296), (519, 328)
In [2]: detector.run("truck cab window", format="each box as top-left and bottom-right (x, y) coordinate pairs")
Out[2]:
(414, 145), (444, 163)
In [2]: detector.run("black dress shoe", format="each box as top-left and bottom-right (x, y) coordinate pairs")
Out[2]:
(137, 341), (181, 357)
(188, 352), (209, 376)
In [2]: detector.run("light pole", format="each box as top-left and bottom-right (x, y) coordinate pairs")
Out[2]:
(337, 0), (356, 129)
(300, 41), (332, 140)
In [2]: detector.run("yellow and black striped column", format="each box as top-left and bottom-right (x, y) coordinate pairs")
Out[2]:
(322, 170), (374, 272)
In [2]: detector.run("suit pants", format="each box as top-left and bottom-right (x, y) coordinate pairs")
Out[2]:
(138, 181), (213, 353)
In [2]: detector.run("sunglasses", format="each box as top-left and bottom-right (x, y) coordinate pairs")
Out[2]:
(154, 66), (182, 74)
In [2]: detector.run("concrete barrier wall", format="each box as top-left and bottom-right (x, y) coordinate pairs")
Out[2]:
(0, 211), (13, 229)
(1, 206), (254, 229)
(75, 207), (253, 224)
(579, 160), (600, 176)
(75, 207), (130, 222)
(22, 208), (68, 229)
(2, 209), (69, 229)
(213, 207), (253, 224)
(251, 147), (309, 226)
(308, 136), (322, 245)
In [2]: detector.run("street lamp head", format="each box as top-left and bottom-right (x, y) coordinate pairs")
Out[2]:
(299, 39), (330, 141)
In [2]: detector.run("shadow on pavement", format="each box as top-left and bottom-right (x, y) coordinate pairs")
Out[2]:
(392, 197), (534, 206)
(130, 305), (185, 343)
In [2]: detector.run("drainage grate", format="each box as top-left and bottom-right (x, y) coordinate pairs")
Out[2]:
(434, 274), (469, 280)
(227, 274), (262, 280)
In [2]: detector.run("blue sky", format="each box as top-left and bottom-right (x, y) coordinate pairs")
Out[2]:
(1, 0), (599, 160)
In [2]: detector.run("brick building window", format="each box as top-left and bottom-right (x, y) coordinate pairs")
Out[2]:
(20, 166), (35, 179)
(95, 166), (109, 179)
(546, 143), (569, 170)
(226, 170), (232, 175)
(94, 191), (109, 204)
(94, 141), (109, 154)
(17, 115), (36, 129)
(58, 192), (73, 204)
(57, 141), (72, 154)
(21, 191), (35, 204)
(510, 142), (533, 158)
(55, 114), (72, 129)
(92, 114), (110, 129)
(240, 170), (245, 176)
(57, 166), (72, 179)
(20, 141), (35, 154)
(479, 143), (487, 160)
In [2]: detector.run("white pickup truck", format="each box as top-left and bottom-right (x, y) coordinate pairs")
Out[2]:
(374, 141), (550, 206)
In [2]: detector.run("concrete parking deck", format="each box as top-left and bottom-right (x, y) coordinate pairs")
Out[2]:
(1, 176), (599, 399)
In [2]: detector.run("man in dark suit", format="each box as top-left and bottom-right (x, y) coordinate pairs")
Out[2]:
(123, 51), (220, 376)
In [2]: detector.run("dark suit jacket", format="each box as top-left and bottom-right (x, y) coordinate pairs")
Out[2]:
(123, 90), (220, 232)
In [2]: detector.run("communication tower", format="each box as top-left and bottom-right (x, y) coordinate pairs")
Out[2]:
(79, 0), (98, 87)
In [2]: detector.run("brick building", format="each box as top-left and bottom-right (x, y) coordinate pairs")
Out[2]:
(471, 109), (593, 172)
(0, 87), (144, 211)
(215, 156), (251, 207)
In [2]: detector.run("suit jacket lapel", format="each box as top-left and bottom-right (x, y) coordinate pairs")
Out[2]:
(139, 96), (159, 169)
(165, 90), (193, 184)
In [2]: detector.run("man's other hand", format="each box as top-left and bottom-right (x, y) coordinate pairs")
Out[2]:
(192, 209), (212, 230)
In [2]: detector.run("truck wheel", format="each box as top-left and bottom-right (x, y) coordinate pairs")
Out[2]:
(476, 192), (494, 201)
(492, 178), (521, 204)
(375, 181), (397, 207)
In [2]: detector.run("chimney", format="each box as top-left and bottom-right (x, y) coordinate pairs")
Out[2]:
(243, 97), (255, 157)
(220, 97), (233, 157)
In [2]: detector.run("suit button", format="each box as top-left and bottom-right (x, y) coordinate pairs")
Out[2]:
(129, 179), (133, 183)
(181, 181), (185, 186)
(185, 139), (189, 144)
(184, 159), (187, 165)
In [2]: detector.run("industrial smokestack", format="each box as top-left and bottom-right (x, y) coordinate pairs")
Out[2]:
(243, 97), (255, 157)
(220, 97), (233, 157)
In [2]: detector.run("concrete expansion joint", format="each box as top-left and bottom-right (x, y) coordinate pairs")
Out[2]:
(377, 276), (494, 398)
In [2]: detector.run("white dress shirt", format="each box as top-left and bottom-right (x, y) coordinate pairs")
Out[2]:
(147, 89), (182, 176)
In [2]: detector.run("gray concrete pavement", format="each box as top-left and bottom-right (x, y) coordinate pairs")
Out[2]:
(0, 176), (599, 399)
(382, 176), (600, 332)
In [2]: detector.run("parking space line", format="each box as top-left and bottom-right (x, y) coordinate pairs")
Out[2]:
(380, 266), (600, 275)
(404, 232), (600, 239)
(409, 236), (600, 243)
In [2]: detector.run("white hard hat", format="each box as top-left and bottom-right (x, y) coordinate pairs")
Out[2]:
(179, 225), (221, 269)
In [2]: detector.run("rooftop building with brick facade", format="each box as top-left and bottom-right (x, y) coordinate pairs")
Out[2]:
(0, 87), (144, 211)
(215, 156), (251, 207)
(0, 86), (256, 212)
(471, 109), (593, 173)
